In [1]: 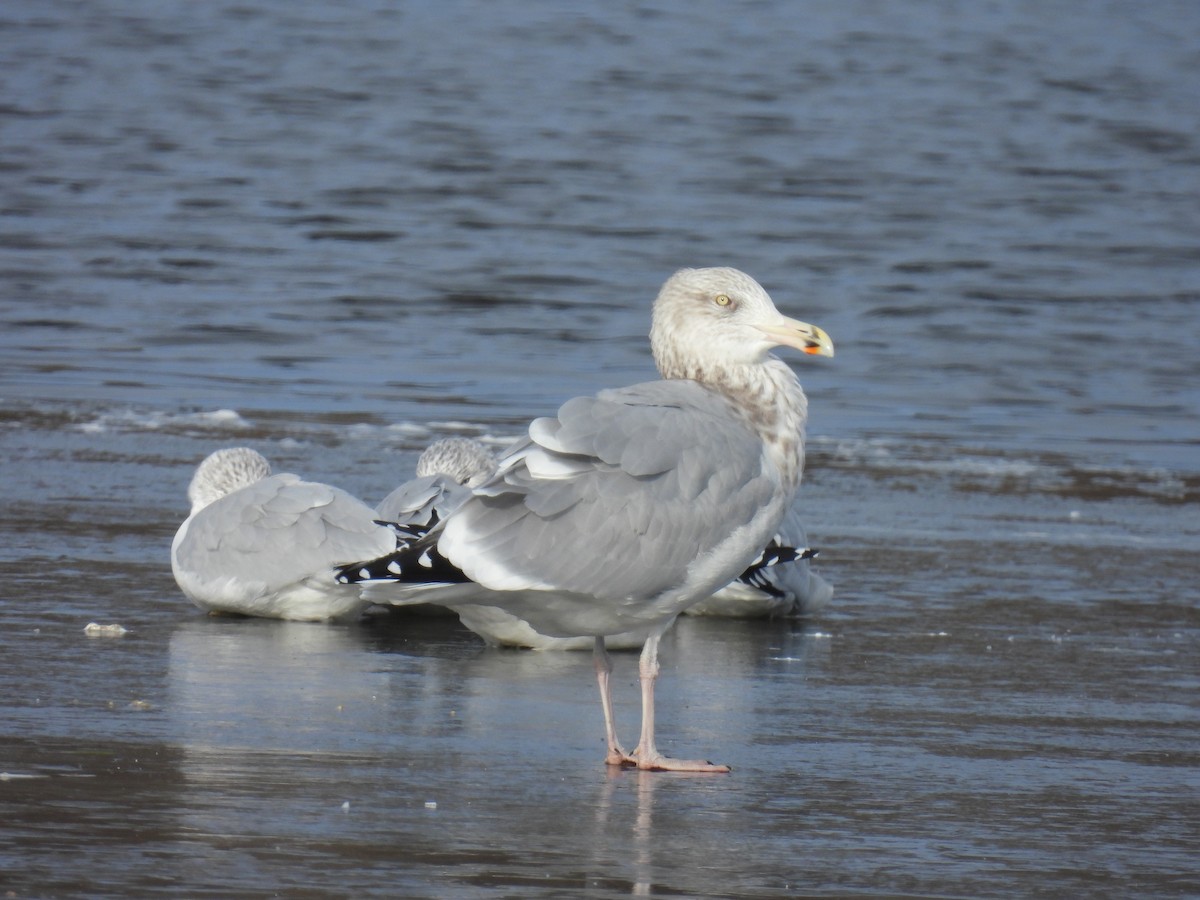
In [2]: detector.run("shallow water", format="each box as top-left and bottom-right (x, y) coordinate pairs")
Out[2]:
(2, 1), (1198, 897)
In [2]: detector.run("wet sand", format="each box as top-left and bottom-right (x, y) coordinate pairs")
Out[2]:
(2, 496), (1196, 897)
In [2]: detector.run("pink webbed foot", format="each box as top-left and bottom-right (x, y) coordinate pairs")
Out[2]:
(605, 748), (638, 768)
(630, 748), (731, 773)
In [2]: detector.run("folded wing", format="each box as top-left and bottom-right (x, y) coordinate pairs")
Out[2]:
(441, 380), (782, 603)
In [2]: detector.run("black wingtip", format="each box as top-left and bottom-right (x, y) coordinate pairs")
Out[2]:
(735, 544), (817, 595)
(333, 532), (471, 586)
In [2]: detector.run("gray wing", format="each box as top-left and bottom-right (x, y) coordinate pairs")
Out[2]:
(176, 474), (396, 592)
(375, 474), (472, 527)
(439, 380), (780, 602)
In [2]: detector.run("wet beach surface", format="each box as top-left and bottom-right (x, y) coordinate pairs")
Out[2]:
(2, 1), (1198, 897)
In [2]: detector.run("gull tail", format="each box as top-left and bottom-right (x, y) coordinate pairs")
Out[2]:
(333, 519), (470, 586)
(737, 543), (817, 598)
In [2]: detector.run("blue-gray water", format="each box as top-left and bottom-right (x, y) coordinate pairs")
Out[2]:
(1, 1), (1197, 897)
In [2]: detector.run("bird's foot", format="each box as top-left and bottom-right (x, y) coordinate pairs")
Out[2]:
(604, 747), (638, 768)
(630, 750), (731, 773)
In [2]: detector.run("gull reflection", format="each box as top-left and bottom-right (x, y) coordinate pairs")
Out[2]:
(593, 766), (660, 895)
(167, 616), (469, 780)
(631, 770), (660, 896)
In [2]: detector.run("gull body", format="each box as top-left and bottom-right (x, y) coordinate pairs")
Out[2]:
(171, 448), (395, 622)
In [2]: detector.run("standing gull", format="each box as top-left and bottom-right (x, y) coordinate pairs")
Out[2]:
(343, 267), (833, 771)
(171, 447), (395, 622)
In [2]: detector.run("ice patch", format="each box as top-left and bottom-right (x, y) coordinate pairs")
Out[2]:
(84, 622), (128, 637)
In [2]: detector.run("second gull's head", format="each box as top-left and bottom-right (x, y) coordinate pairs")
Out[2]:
(415, 437), (498, 487)
(186, 447), (272, 514)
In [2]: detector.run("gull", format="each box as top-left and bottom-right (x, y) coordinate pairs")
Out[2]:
(686, 506), (834, 618)
(375, 437), (499, 527)
(171, 447), (395, 621)
(342, 267), (833, 771)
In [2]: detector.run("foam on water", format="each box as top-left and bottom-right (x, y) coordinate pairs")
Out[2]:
(75, 407), (251, 435)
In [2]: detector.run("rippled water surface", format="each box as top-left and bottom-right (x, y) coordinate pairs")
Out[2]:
(2, 1), (1198, 897)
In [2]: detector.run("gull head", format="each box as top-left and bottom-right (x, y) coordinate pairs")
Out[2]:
(415, 437), (498, 487)
(187, 447), (272, 514)
(650, 267), (834, 381)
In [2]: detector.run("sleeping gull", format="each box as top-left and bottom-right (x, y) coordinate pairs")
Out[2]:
(686, 506), (834, 618)
(375, 437), (499, 526)
(371, 437), (500, 619)
(171, 447), (395, 622)
(342, 267), (833, 771)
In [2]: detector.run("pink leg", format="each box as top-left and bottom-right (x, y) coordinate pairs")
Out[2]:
(594, 637), (635, 767)
(631, 634), (730, 773)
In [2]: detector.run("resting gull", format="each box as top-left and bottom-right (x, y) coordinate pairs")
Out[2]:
(342, 267), (833, 771)
(375, 437), (499, 526)
(171, 447), (395, 621)
(686, 506), (834, 618)
(370, 437), (500, 619)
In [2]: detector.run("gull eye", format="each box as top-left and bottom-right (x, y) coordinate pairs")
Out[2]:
(714, 293), (732, 307)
